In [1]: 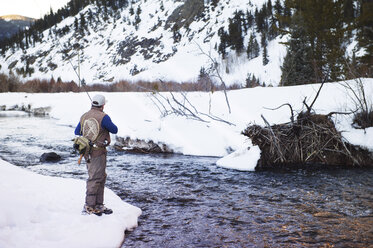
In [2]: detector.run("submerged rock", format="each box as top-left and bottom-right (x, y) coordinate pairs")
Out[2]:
(40, 152), (61, 163)
(31, 106), (51, 116)
(115, 136), (173, 154)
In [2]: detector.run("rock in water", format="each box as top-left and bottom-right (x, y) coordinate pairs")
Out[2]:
(40, 152), (61, 162)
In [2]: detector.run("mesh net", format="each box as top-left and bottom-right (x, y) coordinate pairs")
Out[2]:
(82, 118), (99, 142)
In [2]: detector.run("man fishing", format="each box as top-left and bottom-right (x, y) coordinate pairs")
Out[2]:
(74, 94), (118, 216)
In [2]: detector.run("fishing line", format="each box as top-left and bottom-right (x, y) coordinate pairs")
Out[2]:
(32, 0), (87, 97)
(54, 35), (92, 102)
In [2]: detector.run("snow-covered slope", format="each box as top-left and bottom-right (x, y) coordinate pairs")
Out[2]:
(1, 78), (373, 170)
(0, 0), (288, 86)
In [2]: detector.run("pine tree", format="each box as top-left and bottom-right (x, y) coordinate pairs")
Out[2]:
(247, 35), (254, 59)
(266, 0), (273, 17)
(198, 67), (212, 91)
(247, 33), (259, 59)
(268, 15), (278, 40)
(343, 0), (355, 23)
(281, 0), (292, 28)
(134, 6), (142, 29)
(228, 11), (244, 53)
(296, 0), (346, 81)
(255, 5), (267, 33)
(172, 24), (181, 43)
(281, 14), (314, 86)
(245, 10), (254, 29)
(129, 6), (134, 15)
(356, 0), (373, 73)
(74, 17), (79, 33)
(274, 0), (283, 16)
(87, 9), (94, 25)
(273, 0), (283, 30)
(253, 37), (260, 58)
(261, 32), (269, 65)
(136, 5), (142, 16)
(79, 13), (86, 35)
(218, 27), (228, 59)
(245, 73), (259, 88)
(25, 31), (29, 49)
(341, 0), (356, 38)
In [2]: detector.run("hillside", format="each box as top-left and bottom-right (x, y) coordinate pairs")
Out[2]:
(0, 15), (34, 41)
(0, 0), (371, 86)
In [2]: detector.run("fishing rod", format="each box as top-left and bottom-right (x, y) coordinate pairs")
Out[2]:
(54, 35), (92, 102)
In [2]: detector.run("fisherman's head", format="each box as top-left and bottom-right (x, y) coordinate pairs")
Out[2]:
(91, 94), (106, 109)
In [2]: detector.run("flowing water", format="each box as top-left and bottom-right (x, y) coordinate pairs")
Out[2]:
(0, 114), (372, 247)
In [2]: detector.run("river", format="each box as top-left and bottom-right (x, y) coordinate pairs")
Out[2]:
(0, 114), (372, 247)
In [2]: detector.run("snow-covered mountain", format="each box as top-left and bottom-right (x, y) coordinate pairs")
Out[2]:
(0, 15), (34, 41)
(0, 0), (361, 86)
(0, 0), (289, 86)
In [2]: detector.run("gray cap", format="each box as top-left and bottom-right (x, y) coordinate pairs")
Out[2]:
(92, 94), (106, 107)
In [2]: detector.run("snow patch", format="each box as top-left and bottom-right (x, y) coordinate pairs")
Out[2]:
(0, 159), (141, 248)
(217, 143), (261, 171)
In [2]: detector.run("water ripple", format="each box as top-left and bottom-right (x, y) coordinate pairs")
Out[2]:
(0, 116), (372, 247)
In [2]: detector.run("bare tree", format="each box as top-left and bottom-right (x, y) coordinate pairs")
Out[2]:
(340, 77), (372, 128)
(194, 42), (231, 114)
(338, 59), (372, 128)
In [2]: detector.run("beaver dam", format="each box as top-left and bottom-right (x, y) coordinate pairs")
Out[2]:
(243, 111), (373, 169)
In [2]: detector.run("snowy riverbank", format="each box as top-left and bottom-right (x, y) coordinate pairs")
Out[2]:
(0, 159), (142, 248)
(1, 78), (373, 171)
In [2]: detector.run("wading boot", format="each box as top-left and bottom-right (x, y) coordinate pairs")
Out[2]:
(82, 204), (102, 216)
(96, 204), (113, 215)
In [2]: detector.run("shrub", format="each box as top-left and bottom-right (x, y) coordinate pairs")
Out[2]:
(0, 74), (243, 93)
(0, 73), (21, 92)
(353, 110), (373, 129)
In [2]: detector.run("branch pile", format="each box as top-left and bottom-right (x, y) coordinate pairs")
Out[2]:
(243, 112), (373, 169)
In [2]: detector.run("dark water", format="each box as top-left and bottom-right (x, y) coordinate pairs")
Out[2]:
(0, 115), (372, 247)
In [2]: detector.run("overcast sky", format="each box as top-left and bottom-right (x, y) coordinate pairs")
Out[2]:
(0, 0), (70, 19)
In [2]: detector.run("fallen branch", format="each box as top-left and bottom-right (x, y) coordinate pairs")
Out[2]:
(261, 114), (285, 163)
(169, 92), (207, 122)
(325, 110), (357, 117)
(149, 90), (235, 126)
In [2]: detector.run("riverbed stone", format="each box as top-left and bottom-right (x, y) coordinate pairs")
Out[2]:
(40, 152), (61, 162)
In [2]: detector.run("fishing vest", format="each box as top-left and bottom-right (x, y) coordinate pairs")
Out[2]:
(80, 107), (110, 157)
